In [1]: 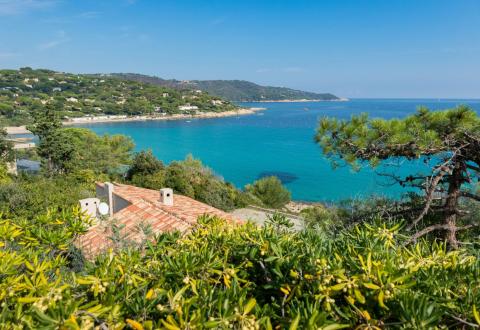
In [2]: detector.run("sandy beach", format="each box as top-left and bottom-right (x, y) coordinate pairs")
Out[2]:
(62, 107), (266, 126)
(3, 107), (266, 133)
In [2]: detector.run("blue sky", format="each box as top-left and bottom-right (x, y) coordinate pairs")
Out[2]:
(0, 0), (479, 98)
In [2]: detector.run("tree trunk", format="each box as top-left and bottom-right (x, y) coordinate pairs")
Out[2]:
(443, 161), (463, 249)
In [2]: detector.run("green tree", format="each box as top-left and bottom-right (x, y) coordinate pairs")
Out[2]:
(126, 150), (164, 180)
(61, 128), (134, 175)
(0, 128), (14, 164)
(27, 107), (76, 175)
(246, 176), (291, 209)
(316, 106), (480, 247)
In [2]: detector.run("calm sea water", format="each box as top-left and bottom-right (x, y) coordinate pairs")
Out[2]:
(78, 99), (480, 202)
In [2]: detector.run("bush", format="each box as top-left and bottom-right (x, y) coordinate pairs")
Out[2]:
(1, 215), (479, 328)
(126, 150), (164, 180)
(246, 176), (291, 208)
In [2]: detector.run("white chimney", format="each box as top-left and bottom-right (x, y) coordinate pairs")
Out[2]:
(105, 182), (114, 216)
(79, 198), (100, 218)
(159, 188), (174, 206)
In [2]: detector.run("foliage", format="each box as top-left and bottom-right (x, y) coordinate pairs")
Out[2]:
(114, 73), (339, 102)
(0, 68), (237, 125)
(27, 106), (75, 175)
(316, 106), (480, 247)
(246, 176), (291, 209)
(0, 128), (14, 163)
(125, 155), (247, 211)
(62, 127), (134, 175)
(0, 174), (94, 218)
(126, 150), (164, 180)
(1, 214), (479, 329)
(28, 109), (134, 176)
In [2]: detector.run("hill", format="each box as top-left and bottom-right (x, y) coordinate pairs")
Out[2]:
(0, 68), (237, 126)
(111, 73), (339, 102)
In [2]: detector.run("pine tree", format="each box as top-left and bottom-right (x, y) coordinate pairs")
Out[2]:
(316, 106), (480, 247)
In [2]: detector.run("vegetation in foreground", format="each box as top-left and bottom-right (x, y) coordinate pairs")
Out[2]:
(1, 213), (479, 329)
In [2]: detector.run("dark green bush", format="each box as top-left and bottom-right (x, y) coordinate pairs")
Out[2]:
(246, 176), (291, 209)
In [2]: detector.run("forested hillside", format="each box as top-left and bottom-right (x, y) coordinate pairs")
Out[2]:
(0, 68), (236, 126)
(112, 73), (339, 102)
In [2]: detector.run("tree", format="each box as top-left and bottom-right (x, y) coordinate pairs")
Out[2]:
(246, 176), (291, 209)
(316, 106), (480, 247)
(0, 128), (14, 163)
(61, 128), (134, 175)
(126, 150), (163, 180)
(27, 106), (76, 175)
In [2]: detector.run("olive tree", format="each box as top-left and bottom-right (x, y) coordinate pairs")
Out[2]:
(316, 106), (480, 247)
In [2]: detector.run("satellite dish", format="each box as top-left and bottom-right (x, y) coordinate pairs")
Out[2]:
(98, 202), (109, 216)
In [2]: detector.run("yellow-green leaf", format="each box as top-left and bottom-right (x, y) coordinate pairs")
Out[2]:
(363, 282), (380, 290)
(244, 298), (256, 314)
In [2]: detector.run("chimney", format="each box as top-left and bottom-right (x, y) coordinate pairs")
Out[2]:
(79, 198), (100, 218)
(159, 188), (174, 206)
(105, 182), (114, 216)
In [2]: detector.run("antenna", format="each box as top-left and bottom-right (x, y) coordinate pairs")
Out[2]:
(98, 202), (109, 216)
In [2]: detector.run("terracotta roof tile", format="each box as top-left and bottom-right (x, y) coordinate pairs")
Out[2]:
(77, 182), (241, 259)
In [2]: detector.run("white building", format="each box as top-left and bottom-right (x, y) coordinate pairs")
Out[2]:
(66, 97), (79, 103)
(178, 104), (199, 111)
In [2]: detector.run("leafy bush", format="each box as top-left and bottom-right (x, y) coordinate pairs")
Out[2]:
(246, 176), (291, 209)
(1, 214), (479, 329)
(126, 155), (245, 211)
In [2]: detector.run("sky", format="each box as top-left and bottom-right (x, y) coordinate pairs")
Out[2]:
(0, 0), (479, 98)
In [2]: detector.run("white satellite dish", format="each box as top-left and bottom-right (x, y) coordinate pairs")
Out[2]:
(98, 202), (109, 216)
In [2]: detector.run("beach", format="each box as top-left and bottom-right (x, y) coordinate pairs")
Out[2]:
(4, 107), (266, 133)
(62, 107), (266, 126)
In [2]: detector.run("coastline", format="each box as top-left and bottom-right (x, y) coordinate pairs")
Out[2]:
(4, 107), (266, 133)
(253, 98), (349, 103)
(63, 107), (266, 126)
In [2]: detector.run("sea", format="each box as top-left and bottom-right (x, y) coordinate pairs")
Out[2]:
(78, 99), (480, 202)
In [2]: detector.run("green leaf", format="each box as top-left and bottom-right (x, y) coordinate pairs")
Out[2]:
(289, 314), (300, 330)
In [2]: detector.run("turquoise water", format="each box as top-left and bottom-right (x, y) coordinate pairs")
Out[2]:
(79, 99), (480, 202)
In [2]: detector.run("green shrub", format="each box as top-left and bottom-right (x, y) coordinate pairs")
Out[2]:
(246, 176), (291, 209)
(1, 214), (479, 329)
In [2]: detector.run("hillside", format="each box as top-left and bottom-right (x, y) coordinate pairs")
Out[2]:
(0, 68), (237, 126)
(111, 73), (339, 102)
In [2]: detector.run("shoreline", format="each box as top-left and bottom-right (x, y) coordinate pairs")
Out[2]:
(4, 107), (266, 133)
(252, 98), (349, 103)
(62, 107), (266, 126)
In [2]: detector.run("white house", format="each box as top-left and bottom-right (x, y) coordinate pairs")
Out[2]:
(211, 100), (223, 106)
(162, 93), (169, 98)
(66, 97), (79, 103)
(178, 104), (199, 111)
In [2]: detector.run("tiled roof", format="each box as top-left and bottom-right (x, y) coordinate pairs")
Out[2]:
(77, 183), (240, 258)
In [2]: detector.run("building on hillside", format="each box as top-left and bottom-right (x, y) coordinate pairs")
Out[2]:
(178, 104), (198, 111)
(211, 100), (223, 106)
(77, 182), (240, 258)
(66, 97), (79, 103)
(162, 92), (169, 98)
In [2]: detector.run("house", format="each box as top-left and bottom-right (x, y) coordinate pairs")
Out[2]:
(178, 104), (199, 111)
(66, 97), (79, 103)
(162, 92), (169, 98)
(77, 182), (240, 258)
(52, 87), (62, 92)
(211, 100), (223, 106)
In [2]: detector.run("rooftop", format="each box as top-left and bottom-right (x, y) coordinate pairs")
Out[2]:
(77, 182), (240, 258)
